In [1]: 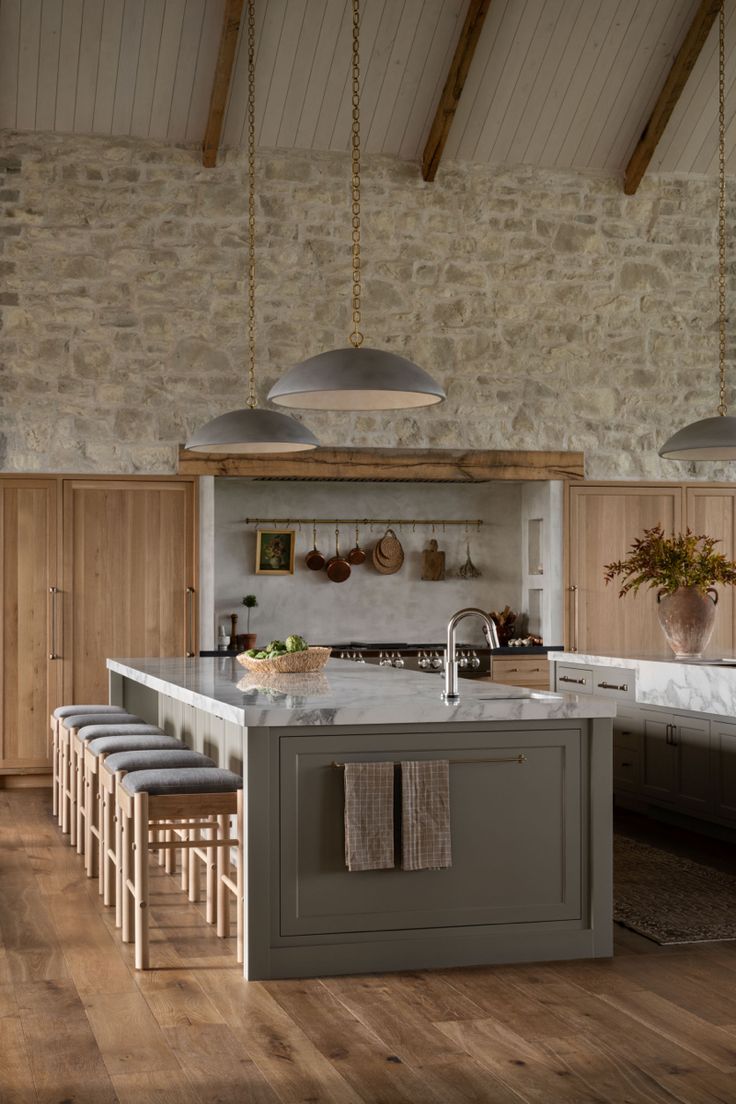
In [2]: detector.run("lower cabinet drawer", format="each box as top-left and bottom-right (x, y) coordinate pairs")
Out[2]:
(613, 745), (640, 790)
(555, 664), (593, 693)
(590, 665), (636, 702)
(491, 658), (550, 689)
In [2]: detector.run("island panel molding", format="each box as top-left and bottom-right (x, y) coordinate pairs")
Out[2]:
(178, 446), (585, 483)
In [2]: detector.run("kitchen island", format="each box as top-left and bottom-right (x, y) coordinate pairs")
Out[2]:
(108, 656), (615, 979)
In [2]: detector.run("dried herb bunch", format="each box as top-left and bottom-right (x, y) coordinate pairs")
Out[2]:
(603, 525), (736, 598)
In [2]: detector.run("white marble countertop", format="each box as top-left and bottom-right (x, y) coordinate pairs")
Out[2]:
(108, 657), (615, 728)
(549, 651), (736, 716)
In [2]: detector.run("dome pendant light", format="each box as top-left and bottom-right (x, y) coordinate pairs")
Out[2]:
(187, 0), (318, 455)
(660, 1), (736, 461)
(267, 0), (445, 412)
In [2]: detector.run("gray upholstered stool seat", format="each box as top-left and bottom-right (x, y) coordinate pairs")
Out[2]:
(77, 723), (165, 746)
(54, 704), (127, 719)
(102, 749), (215, 774)
(61, 712), (143, 731)
(87, 732), (183, 757)
(121, 767), (242, 797)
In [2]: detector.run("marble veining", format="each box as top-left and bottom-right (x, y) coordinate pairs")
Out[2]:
(108, 657), (615, 728)
(550, 651), (736, 717)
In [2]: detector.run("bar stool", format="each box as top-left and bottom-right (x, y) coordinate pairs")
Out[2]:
(79, 725), (182, 876)
(116, 768), (243, 969)
(50, 705), (127, 820)
(96, 747), (215, 911)
(58, 712), (144, 844)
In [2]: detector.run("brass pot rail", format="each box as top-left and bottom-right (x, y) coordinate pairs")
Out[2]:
(332, 754), (526, 768)
(243, 517), (484, 529)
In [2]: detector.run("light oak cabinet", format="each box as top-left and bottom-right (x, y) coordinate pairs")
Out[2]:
(62, 480), (197, 704)
(566, 483), (736, 655)
(0, 476), (197, 783)
(0, 479), (60, 777)
(489, 654), (551, 690)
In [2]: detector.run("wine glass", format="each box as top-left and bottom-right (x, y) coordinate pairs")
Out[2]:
(471, 650), (480, 669)
(393, 652), (405, 669)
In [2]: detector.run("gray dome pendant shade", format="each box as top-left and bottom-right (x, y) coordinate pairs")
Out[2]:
(267, 347), (446, 410)
(268, 0), (445, 414)
(186, 0), (318, 456)
(185, 407), (319, 454)
(660, 1), (734, 463)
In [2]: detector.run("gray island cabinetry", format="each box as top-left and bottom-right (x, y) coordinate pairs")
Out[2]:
(550, 652), (736, 829)
(108, 657), (614, 979)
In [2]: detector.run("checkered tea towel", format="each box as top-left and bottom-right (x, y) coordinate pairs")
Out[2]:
(401, 760), (451, 871)
(343, 761), (395, 871)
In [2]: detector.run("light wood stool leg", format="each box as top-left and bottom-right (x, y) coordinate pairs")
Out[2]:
(188, 825), (200, 903)
(50, 717), (58, 819)
(164, 821), (175, 876)
(60, 732), (70, 836)
(84, 757), (96, 876)
(120, 801), (134, 944)
(133, 792), (150, 970)
(102, 786), (115, 907)
(206, 820), (217, 927)
(216, 814), (229, 939)
(236, 789), (244, 966)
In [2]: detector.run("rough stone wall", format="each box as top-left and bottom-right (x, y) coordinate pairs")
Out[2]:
(0, 130), (731, 479)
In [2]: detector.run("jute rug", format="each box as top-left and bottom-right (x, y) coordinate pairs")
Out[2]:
(614, 834), (736, 945)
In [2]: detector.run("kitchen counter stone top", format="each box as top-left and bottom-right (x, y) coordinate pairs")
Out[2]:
(108, 656), (615, 728)
(549, 651), (736, 716)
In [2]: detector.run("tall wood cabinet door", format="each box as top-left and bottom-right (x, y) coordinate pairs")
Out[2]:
(685, 488), (736, 655)
(0, 479), (59, 774)
(567, 486), (683, 654)
(712, 720), (736, 822)
(62, 480), (197, 704)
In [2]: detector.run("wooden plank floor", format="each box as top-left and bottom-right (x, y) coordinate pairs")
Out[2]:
(3, 790), (736, 1104)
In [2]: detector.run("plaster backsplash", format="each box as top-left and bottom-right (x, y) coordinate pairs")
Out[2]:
(214, 480), (522, 646)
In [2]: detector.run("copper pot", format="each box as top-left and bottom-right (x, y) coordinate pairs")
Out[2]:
(326, 527), (351, 583)
(305, 523), (325, 571)
(347, 524), (366, 565)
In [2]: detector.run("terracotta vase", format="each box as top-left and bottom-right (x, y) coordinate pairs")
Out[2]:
(656, 586), (718, 658)
(237, 633), (257, 652)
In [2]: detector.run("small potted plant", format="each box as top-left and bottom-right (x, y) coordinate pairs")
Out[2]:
(241, 594), (258, 651)
(604, 524), (736, 658)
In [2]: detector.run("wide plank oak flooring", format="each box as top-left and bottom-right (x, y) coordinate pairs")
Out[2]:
(2, 789), (736, 1104)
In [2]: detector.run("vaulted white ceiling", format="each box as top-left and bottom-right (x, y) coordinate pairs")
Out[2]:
(0, 0), (734, 176)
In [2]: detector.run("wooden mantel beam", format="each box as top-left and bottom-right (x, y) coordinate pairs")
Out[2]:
(624, 0), (721, 195)
(202, 0), (245, 168)
(178, 446), (585, 482)
(421, 0), (492, 182)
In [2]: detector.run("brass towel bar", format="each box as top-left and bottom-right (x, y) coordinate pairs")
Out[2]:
(332, 755), (526, 768)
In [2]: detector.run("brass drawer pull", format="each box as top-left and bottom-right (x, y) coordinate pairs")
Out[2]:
(598, 681), (629, 692)
(559, 675), (586, 685)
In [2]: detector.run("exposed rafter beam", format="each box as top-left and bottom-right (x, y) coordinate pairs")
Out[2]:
(202, 0), (245, 168)
(624, 0), (721, 195)
(421, 0), (492, 182)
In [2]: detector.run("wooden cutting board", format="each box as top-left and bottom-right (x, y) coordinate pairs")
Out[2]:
(421, 539), (445, 581)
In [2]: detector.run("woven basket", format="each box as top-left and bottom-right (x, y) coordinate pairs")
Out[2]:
(236, 646), (331, 674)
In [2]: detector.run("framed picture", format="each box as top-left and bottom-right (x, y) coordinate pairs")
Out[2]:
(255, 529), (295, 575)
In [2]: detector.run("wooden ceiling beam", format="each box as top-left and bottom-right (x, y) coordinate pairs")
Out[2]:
(202, 0), (245, 168)
(421, 0), (492, 182)
(178, 446), (585, 482)
(624, 0), (721, 195)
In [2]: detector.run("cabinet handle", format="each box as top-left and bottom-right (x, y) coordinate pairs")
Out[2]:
(670, 724), (678, 747)
(597, 681), (629, 692)
(665, 723), (671, 745)
(559, 674), (586, 685)
(621, 761), (632, 767)
(568, 585), (579, 652)
(665, 723), (678, 746)
(186, 586), (195, 657)
(49, 586), (61, 660)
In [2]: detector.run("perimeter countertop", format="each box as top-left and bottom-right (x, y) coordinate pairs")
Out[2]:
(107, 656), (615, 728)
(549, 650), (736, 716)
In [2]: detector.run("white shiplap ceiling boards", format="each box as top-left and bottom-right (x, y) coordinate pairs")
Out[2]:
(0, 0), (733, 177)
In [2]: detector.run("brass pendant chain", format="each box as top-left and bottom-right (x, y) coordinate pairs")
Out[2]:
(247, 0), (257, 409)
(349, 0), (363, 349)
(718, 0), (727, 416)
